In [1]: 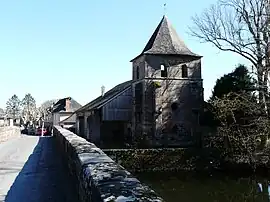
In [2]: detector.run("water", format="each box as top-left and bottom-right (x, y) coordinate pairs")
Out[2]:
(136, 172), (270, 202)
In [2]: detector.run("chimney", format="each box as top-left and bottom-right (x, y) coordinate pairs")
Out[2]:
(66, 97), (71, 112)
(101, 85), (105, 96)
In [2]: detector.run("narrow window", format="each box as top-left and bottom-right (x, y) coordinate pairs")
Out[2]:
(161, 65), (167, 77)
(136, 66), (140, 80)
(182, 64), (188, 78)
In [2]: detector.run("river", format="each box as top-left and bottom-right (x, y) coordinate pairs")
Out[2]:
(136, 172), (270, 202)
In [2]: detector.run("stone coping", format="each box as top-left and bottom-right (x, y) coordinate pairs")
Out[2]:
(53, 126), (164, 202)
(102, 148), (186, 151)
(0, 126), (19, 131)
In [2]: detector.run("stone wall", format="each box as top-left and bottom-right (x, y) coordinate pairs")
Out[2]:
(53, 126), (164, 202)
(131, 54), (204, 147)
(0, 126), (20, 143)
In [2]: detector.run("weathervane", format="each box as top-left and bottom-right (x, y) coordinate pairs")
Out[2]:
(163, 3), (167, 15)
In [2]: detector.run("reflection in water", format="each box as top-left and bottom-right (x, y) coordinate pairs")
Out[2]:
(136, 172), (270, 202)
(268, 185), (270, 199)
(257, 182), (270, 201)
(258, 183), (263, 193)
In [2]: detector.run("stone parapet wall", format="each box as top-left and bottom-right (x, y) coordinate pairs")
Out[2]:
(53, 126), (163, 202)
(0, 126), (20, 143)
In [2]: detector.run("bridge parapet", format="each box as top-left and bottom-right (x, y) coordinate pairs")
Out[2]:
(53, 126), (164, 202)
(0, 126), (20, 143)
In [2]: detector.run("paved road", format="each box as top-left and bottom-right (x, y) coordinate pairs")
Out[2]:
(0, 134), (78, 202)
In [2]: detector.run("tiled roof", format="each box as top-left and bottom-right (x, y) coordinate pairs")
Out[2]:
(76, 80), (133, 113)
(59, 113), (76, 124)
(70, 99), (82, 111)
(131, 15), (201, 61)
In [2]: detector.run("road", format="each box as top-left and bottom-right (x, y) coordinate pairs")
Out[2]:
(0, 134), (78, 202)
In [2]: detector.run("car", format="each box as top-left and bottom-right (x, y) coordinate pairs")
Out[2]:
(28, 126), (36, 135)
(36, 127), (47, 136)
(21, 127), (28, 134)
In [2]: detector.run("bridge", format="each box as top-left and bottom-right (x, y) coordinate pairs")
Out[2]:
(0, 126), (163, 202)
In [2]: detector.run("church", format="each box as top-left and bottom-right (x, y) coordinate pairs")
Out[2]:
(72, 15), (204, 148)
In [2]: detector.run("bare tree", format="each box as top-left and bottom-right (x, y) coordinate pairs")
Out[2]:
(37, 99), (57, 119)
(0, 108), (4, 116)
(208, 92), (270, 168)
(190, 0), (270, 112)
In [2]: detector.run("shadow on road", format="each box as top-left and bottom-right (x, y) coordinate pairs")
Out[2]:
(3, 136), (79, 202)
(0, 165), (23, 176)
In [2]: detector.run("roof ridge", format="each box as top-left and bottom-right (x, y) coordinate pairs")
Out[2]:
(76, 80), (133, 113)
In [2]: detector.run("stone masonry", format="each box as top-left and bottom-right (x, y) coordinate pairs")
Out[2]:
(131, 16), (204, 145)
(0, 126), (20, 143)
(53, 126), (164, 202)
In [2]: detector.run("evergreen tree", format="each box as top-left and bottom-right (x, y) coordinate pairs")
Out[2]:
(210, 64), (256, 101)
(202, 65), (257, 127)
(21, 93), (36, 122)
(6, 95), (21, 119)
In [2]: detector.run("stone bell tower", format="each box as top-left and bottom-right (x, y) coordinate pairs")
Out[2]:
(130, 15), (204, 146)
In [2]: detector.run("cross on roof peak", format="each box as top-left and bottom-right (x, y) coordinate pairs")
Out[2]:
(163, 3), (167, 15)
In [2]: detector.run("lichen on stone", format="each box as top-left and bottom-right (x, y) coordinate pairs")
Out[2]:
(53, 126), (165, 202)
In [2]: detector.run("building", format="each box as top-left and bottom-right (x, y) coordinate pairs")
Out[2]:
(74, 15), (204, 148)
(45, 97), (82, 131)
(0, 115), (21, 127)
(75, 81), (133, 148)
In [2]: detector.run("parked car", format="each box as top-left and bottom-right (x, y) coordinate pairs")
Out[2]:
(36, 127), (47, 136)
(21, 126), (28, 134)
(28, 126), (36, 135)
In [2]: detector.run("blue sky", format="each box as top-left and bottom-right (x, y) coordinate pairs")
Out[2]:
(0, 0), (249, 108)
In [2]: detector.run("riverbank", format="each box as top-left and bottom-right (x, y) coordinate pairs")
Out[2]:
(103, 148), (219, 172)
(103, 147), (270, 175)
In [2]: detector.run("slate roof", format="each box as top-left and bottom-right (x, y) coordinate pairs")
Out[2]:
(52, 97), (82, 113)
(52, 98), (67, 113)
(76, 80), (133, 113)
(131, 15), (201, 61)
